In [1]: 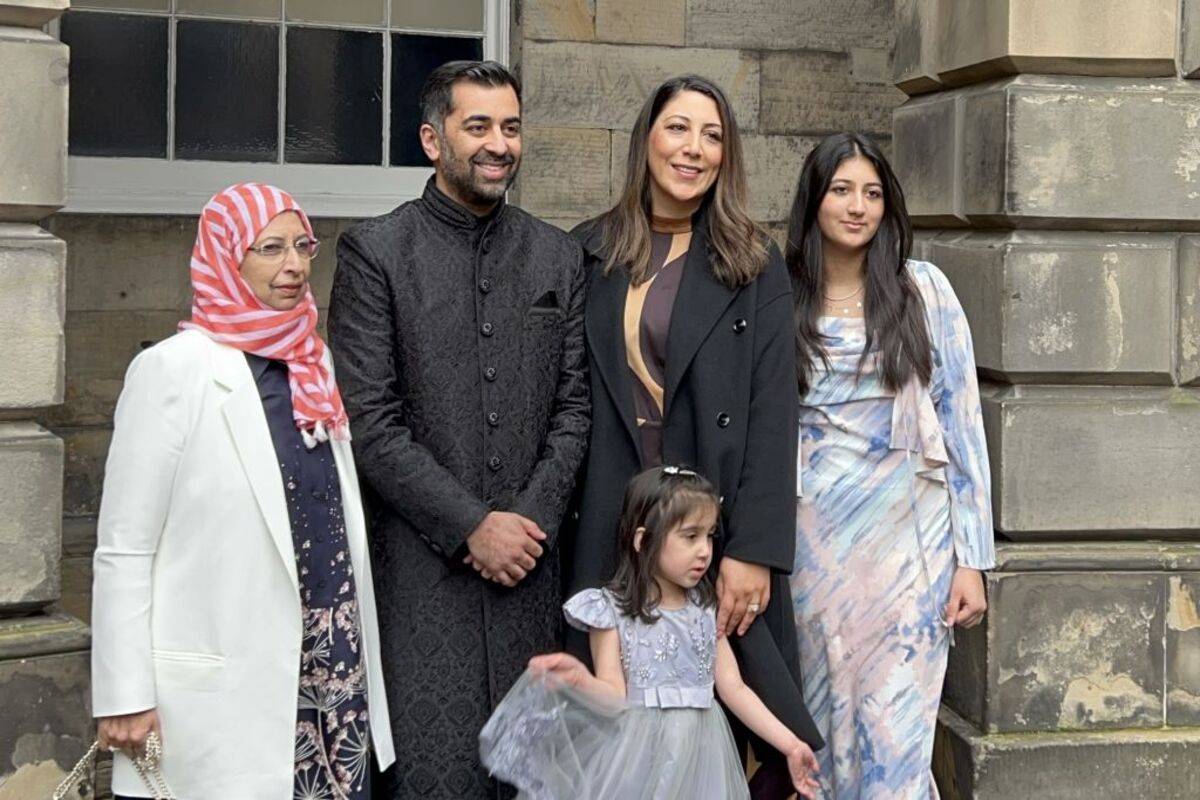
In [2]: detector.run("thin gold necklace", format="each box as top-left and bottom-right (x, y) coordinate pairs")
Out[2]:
(823, 284), (864, 315)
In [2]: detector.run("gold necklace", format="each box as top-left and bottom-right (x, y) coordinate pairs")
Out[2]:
(823, 284), (863, 315)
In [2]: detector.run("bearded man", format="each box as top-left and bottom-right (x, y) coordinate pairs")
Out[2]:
(328, 61), (589, 799)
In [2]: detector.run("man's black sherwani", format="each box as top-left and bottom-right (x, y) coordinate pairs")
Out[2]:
(328, 178), (589, 799)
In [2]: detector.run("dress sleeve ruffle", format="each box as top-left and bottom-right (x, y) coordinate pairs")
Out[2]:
(563, 589), (618, 632)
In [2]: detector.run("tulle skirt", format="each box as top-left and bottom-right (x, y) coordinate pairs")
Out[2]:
(480, 670), (750, 800)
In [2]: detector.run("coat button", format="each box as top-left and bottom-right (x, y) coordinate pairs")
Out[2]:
(733, 318), (747, 334)
(487, 411), (499, 426)
(479, 278), (492, 293)
(717, 412), (731, 428)
(481, 322), (494, 336)
(484, 366), (497, 381)
(488, 455), (502, 471)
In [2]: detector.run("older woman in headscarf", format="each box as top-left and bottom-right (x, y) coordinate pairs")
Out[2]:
(90, 183), (395, 799)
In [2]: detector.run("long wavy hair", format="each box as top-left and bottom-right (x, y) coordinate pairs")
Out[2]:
(785, 132), (932, 395)
(600, 75), (767, 289)
(609, 466), (719, 624)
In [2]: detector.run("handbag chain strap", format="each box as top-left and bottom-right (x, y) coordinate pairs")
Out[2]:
(53, 731), (176, 800)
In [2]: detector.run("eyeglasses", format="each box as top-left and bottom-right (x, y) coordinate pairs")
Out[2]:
(247, 237), (320, 261)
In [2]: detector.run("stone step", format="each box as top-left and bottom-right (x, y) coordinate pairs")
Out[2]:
(944, 542), (1200, 735)
(895, 0), (1179, 95)
(0, 422), (62, 612)
(925, 230), (1179, 385)
(0, 224), (64, 408)
(0, 613), (92, 799)
(0, 26), (66, 222)
(894, 74), (1200, 231)
(0, 1), (66, 29)
(981, 385), (1200, 536)
(934, 704), (1200, 799)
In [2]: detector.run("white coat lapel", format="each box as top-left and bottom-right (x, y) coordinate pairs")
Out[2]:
(211, 343), (299, 590)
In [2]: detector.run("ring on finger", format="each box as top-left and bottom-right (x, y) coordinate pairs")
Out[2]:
(747, 602), (761, 614)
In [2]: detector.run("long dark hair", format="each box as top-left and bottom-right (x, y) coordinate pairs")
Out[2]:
(601, 75), (767, 289)
(609, 466), (720, 624)
(785, 132), (932, 395)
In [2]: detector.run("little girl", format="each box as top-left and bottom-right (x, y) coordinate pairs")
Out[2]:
(480, 466), (820, 799)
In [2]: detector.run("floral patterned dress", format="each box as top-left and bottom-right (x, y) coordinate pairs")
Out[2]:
(790, 262), (995, 799)
(249, 355), (371, 800)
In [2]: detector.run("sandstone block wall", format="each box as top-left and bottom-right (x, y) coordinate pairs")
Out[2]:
(511, 0), (903, 233)
(0, 3), (88, 797)
(894, 2), (1200, 795)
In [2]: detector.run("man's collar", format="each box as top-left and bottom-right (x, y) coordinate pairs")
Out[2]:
(421, 175), (505, 230)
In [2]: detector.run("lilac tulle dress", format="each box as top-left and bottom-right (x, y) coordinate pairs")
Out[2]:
(479, 588), (750, 799)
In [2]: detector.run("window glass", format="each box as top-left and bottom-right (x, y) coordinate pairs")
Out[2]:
(390, 34), (484, 167)
(176, 0), (280, 18)
(287, 0), (386, 27)
(391, 0), (484, 32)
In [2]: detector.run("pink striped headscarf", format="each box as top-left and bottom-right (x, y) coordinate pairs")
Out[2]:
(180, 182), (349, 447)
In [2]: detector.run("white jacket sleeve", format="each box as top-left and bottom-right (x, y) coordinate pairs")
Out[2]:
(91, 345), (191, 717)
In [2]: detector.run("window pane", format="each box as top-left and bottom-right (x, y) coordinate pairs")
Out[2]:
(287, 0), (385, 26)
(176, 0), (281, 19)
(392, 0), (483, 32)
(62, 12), (169, 157)
(390, 34), (483, 167)
(72, 0), (169, 10)
(176, 20), (279, 162)
(286, 28), (383, 165)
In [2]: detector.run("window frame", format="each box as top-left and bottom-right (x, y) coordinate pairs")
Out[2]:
(59, 0), (509, 217)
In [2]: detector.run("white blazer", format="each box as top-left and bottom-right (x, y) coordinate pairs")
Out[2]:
(91, 330), (395, 799)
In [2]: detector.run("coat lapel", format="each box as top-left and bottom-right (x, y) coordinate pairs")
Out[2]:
(211, 344), (299, 591)
(584, 259), (643, 462)
(663, 220), (739, 413)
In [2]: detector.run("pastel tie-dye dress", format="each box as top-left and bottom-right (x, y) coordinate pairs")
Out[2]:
(791, 261), (996, 799)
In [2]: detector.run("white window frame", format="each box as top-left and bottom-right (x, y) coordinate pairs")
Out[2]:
(60, 0), (509, 217)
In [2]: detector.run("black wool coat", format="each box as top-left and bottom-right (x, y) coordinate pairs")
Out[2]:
(567, 211), (824, 753)
(328, 179), (590, 799)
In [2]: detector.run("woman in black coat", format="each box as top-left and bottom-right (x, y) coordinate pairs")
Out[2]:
(567, 75), (822, 798)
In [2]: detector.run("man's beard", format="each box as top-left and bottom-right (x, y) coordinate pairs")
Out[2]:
(440, 136), (520, 207)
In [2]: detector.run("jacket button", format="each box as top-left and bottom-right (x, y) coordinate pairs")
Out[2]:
(479, 278), (492, 293)
(484, 366), (497, 381)
(733, 318), (747, 334)
(481, 322), (494, 337)
(488, 455), (502, 471)
(717, 412), (731, 428)
(487, 411), (499, 426)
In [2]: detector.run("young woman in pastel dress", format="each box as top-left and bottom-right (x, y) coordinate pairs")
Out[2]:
(785, 133), (996, 798)
(480, 467), (821, 800)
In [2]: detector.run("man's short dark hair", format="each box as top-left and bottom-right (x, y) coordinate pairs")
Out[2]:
(419, 60), (522, 132)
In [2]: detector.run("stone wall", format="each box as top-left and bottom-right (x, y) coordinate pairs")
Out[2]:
(0, 2), (93, 798)
(509, 0), (904, 237)
(893, 1), (1200, 796)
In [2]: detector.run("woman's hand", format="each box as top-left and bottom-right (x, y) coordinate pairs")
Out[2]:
(97, 709), (161, 756)
(717, 557), (771, 637)
(946, 567), (987, 628)
(785, 739), (821, 800)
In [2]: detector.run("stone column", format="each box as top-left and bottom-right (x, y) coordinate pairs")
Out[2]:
(892, 1), (1200, 796)
(0, 2), (93, 798)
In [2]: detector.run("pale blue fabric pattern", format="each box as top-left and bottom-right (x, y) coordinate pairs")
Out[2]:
(790, 260), (995, 799)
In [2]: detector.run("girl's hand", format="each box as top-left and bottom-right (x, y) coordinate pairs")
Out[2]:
(97, 709), (161, 756)
(528, 652), (592, 689)
(716, 557), (771, 637)
(785, 739), (821, 800)
(946, 567), (987, 628)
